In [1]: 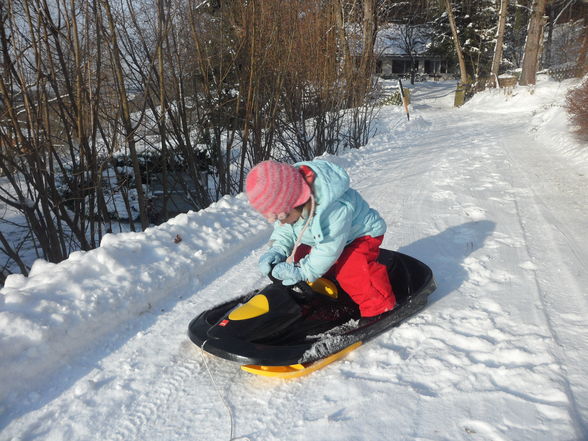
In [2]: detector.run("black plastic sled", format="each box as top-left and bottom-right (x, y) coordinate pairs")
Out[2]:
(188, 249), (436, 377)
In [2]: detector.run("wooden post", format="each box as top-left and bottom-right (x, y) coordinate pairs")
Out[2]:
(398, 79), (410, 121)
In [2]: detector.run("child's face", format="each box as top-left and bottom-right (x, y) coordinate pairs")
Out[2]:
(279, 206), (304, 225)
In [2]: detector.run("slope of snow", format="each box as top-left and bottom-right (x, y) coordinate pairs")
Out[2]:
(1, 77), (587, 441)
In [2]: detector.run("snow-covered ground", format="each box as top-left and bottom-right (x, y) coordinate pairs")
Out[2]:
(1, 77), (588, 441)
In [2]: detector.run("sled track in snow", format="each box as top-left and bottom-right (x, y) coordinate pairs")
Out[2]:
(494, 118), (588, 439)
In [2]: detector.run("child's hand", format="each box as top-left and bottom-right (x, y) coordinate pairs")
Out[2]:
(258, 248), (286, 275)
(271, 262), (304, 286)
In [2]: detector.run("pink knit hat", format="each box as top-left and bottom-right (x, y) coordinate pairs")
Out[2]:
(246, 160), (311, 222)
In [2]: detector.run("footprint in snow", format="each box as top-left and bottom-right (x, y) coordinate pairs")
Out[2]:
(463, 206), (487, 221)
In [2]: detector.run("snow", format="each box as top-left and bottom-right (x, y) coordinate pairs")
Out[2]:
(2, 76), (588, 441)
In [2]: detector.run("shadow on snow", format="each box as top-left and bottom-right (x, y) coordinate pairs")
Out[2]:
(398, 220), (496, 304)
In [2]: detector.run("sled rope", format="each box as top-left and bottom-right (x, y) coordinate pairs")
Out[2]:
(287, 194), (316, 264)
(200, 341), (251, 441)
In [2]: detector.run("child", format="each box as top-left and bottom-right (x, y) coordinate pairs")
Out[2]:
(245, 159), (395, 318)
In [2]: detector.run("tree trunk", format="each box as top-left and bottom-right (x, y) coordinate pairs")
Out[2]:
(361, 0), (376, 75)
(334, 0), (352, 79)
(443, 0), (468, 84)
(520, 0), (547, 86)
(358, 0), (377, 104)
(157, 0), (169, 221)
(543, 3), (554, 69)
(491, 0), (509, 84)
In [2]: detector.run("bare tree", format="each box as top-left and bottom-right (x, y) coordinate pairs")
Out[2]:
(0, 0), (380, 281)
(443, 0), (469, 84)
(335, 0), (354, 81)
(360, 0), (377, 89)
(491, 0), (510, 83)
(0, 0), (155, 276)
(384, 20), (429, 84)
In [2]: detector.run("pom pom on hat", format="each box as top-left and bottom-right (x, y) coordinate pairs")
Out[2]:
(246, 160), (311, 222)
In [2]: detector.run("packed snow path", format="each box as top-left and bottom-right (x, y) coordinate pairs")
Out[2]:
(2, 81), (587, 441)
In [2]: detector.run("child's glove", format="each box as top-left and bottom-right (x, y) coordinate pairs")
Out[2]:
(271, 262), (305, 286)
(258, 248), (286, 276)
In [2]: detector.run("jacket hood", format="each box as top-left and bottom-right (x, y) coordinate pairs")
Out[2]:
(295, 160), (350, 213)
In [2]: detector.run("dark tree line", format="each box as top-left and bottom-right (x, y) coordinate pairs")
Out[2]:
(0, 0), (380, 282)
(379, 0), (586, 87)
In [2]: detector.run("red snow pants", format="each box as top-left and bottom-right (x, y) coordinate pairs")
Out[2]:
(294, 235), (396, 317)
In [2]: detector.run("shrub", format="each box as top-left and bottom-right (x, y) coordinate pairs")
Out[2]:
(566, 77), (588, 142)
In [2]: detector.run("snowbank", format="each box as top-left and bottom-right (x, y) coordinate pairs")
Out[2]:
(465, 75), (588, 170)
(0, 195), (270, 404)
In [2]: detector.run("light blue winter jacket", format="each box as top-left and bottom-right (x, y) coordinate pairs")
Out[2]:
(269, 160), (386, 282)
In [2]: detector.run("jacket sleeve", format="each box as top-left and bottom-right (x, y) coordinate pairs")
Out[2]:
(299, 202), (353, 282)
(268, 222), (296, 256)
